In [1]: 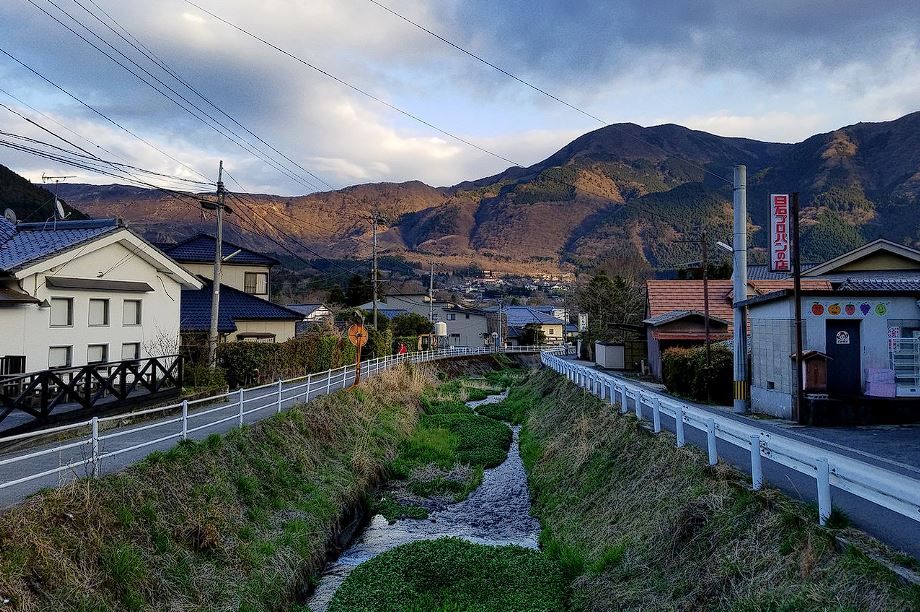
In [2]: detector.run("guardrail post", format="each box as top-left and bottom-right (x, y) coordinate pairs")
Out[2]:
(342, 365), (349, 390)
(652, 397), (661, 432)
(608, 382), (616, 406)
(238, 388), (244, 426)
(675, 405), (685, 447)
(620, 386), (628, 414)
(181, 400), (188, 441)
(305, 373), (312, 402)
(326, 369), (332, 395)
(706, 418), (717, 465)
(816, 457), (832, 526)
(635, 394), (643, 420)
(91, 416), (99, 478)
(750, 435), (763, 490)
(277, 379), (283, 413)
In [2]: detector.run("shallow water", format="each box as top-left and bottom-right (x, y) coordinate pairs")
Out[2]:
(306, 391), (539, 611)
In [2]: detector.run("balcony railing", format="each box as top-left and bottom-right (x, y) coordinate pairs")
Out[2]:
(0, 355), (183, 434)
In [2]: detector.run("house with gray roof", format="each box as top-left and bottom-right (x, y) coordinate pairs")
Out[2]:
(0, 217), (201, 373)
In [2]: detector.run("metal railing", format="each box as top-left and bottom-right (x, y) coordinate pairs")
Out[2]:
(0, 345), (565, 498)
(542, 353), (920, 527)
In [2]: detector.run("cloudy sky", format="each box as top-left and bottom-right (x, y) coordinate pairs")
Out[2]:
(0, 0), (919, 195)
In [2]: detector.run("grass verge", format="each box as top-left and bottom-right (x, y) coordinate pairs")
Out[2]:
(516, 370), (920, 611)
(384, 378), (511, 504)
(326, 537), (567, 612)
(0, 365), (430, 612)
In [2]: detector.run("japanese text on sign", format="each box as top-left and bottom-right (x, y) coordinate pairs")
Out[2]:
(771, 194), (791, 272)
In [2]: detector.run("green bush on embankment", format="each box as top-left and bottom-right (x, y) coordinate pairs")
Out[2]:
(327, 537), (567, 612)
(0, 366), (430, 612)
(517, 369), (920, 611)
(385, 379), (511, 501)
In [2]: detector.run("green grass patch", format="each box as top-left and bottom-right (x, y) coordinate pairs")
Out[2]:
(0, 366), (429, 611)
(477, 383), (539, 424)
(512, 369), (920, 611)
(370, 496), (429, 520)
(327, 538), (567, 612)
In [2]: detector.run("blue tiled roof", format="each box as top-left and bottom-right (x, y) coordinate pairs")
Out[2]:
(161, 234), (279, 266)
(287, 303), (325, 317)
(0, 217), (120, 272)
(180, 279), (302, 333)
(378, 308), (408, 319)
(500, 306), (565, 326)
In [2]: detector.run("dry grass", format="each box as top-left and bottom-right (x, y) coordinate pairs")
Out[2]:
(520, 370), (920, 612)
(0, 364), (433, 612)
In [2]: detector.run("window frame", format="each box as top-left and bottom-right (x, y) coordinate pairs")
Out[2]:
(243, 271), (269, 295)
(88, 298), (110, 327)
(123, 299), (142, 326)
(49, 297), (73, 328)
(87, 343), (109, 364)
(48, 345), (72, 368)
(121, 342), (141, 361)
(446, 313), (456, 321)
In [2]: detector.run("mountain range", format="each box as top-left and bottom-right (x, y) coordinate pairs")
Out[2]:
(8, 111), (920, 274)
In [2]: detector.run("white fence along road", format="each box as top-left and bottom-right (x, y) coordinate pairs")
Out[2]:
(0, 345), (563, 508)
(543, 354), (920, 558)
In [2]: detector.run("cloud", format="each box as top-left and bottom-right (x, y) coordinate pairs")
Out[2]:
(0, 0), (918, 196)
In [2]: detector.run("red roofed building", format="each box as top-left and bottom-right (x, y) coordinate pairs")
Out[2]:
(644, 278), (832, 380)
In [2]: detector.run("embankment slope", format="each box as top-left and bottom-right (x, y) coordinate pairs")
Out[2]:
(520, 370), (920, 611)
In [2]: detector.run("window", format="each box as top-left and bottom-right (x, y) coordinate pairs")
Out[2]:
(49, 346), (72, 368)
(88, 299), (109, 326)
(0, 356), (25, 376)
(123, 300), (142, 325)
(121, 343), (140, 360)
(446, 313), (456, 321)
(465, 314), (470, 319)
(450, 333), (461, 343)
(87, 344), (108, 364)
(244, 272), (268, 295)
(50, 297), (73, 327)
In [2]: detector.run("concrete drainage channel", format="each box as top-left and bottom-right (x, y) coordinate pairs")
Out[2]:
(306, 391), (538, 611)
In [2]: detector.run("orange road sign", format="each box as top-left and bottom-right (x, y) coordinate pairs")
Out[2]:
(348, 324), (368, 348)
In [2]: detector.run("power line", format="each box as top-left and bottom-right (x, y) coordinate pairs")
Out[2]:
(0, 44), (213, 185)
(184, 0), (521, 168)
(365, 0), (732, 186)
(76, 0), (336, 192)
(26, 0), (321, 192)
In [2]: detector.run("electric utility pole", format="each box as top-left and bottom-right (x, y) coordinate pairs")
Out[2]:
(371, 207), (379, 330)
(429, 260), (434, 323)
(732, 165), (749, 414)
(791, 191), (804, 423)
(204, 161), (229, 368)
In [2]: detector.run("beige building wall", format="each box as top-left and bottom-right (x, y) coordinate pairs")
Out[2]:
(227, 319), (297, 343)
(0, 241), (186, 372)
(181, 262), (271, 296)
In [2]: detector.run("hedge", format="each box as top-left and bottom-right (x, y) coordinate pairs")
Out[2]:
(661, 344), (732, 404)
(217, 332), (356, 388)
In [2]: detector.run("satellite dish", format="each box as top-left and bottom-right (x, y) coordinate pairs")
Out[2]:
(3, 209), (16, 224)
(54, 198), (69, 220)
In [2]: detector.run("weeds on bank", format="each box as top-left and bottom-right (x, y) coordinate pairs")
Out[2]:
(512, 369), (920, 612)
(381, 377), (511, 506)
(327, 537), (567, 612)
(0, 366), (430, 612)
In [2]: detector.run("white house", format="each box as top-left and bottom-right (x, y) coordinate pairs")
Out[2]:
(0, 217), (201, 373)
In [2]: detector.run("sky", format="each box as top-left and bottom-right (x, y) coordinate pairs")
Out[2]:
(0, 0), (919, 195)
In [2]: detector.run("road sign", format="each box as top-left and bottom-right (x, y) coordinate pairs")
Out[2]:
(348, 324), (368, 348)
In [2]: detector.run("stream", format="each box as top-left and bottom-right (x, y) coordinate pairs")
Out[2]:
(306, 391), (539, 611)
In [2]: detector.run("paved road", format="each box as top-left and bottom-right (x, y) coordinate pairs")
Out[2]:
(565, 359), (920, 560)
(0, 367), (360, 509)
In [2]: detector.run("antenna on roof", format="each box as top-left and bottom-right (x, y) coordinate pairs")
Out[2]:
(3, 208), (16, 224)
(40, 174), (75, 228)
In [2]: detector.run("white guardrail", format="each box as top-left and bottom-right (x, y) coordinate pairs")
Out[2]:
(0, 345), (566, 495)
(542, 353), (920, 527)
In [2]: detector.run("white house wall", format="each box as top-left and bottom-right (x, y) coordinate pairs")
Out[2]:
(181, 262), (271, 296)
(0, 241), (183, 372)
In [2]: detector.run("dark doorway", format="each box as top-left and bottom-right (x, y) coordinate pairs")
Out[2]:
(825, 320), (861, 398)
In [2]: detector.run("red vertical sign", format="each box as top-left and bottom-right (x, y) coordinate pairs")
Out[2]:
(770, 194), (791, 272)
